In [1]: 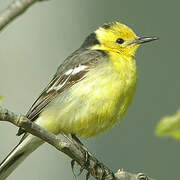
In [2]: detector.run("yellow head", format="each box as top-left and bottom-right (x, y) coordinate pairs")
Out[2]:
(82, 22), (158, 58)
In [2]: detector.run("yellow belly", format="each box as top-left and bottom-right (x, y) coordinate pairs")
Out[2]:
(36, 60), (137, 138)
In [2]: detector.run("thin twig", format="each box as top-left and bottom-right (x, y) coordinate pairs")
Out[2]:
(0, 0), (42, 31)
(0, 106), (153, 180)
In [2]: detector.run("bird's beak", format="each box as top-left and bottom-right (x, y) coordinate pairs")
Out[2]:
(133, 36), (159, 45)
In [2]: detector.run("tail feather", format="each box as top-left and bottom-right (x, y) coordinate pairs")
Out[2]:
(0, 134), (43, 180)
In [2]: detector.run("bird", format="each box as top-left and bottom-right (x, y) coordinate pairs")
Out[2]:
(0, 21), (158, 179)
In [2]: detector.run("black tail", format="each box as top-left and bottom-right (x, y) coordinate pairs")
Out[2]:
(0, 134), (43, 180)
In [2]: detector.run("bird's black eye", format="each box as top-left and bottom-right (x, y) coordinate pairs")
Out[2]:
(116, 38), (124, 44)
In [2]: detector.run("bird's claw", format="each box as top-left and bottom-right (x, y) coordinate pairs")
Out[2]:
(93, 161), (115, 180)
(70, 148), (90, 176)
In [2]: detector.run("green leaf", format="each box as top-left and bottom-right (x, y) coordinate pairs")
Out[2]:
(155, 109), (180, 140)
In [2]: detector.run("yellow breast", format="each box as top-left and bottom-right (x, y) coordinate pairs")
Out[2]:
(36, 55), (138, 138)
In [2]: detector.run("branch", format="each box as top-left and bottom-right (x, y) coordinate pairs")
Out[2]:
(0, 106), (154, 180)
(0, 0), (42, 31)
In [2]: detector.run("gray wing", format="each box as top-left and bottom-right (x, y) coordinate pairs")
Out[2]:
(17, 49), (107, 135)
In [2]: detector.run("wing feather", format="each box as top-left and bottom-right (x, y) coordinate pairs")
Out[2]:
(17, 49), (107, 135)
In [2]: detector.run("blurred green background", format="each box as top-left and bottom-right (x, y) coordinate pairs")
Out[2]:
(0, 0), (179, 180)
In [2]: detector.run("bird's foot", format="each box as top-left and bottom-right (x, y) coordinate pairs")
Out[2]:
(71, 147), (90, 176)
(63, 134), (90, 177)
(68, 134), (114, 180)
(93, 161), (115, 180)
(71, 134), (91, 175)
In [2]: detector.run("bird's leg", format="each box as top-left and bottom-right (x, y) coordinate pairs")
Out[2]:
(70, 135), (110, 179)
(62, 133), (90, 176)
(71, 134), (84, 146)
(70, 134), (90, 175)
(71, 134), (91, 163)
(62, 134), (81, 176)
(71, 134), (90, 155)
(63, 133), (114, 179)
(63, 133), (88, 152)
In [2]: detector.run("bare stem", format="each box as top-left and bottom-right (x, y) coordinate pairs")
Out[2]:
(0, 0), (41, 31)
